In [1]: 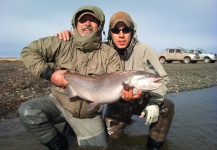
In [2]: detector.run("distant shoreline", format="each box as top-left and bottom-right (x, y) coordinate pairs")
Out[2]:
(0, 57), (22, 62)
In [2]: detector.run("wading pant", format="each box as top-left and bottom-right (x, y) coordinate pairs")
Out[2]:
(148, 99), (174, 141)
(17, 94), (106, 147)
(104, 98), (175, 142)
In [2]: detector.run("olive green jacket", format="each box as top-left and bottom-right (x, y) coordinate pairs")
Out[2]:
(108, 22), (169, 105)
(21, 6), (122, 118)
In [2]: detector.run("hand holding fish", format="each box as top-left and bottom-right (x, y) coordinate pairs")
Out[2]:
(50, 70), (68, 87)
(121, 87), (142, 101)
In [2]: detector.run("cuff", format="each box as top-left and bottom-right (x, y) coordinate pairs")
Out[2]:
(148, 96), (163, 106)
(40, 66), (54, 81)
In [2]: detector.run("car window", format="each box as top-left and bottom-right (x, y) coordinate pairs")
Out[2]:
(196, 50), (202, 54)
(169, 49), (174, 53)
(189, 50), (194, 54)
(176, 49), (181, 53)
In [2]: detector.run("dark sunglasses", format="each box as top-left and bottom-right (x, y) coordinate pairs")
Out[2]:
(110, 27), (132, 34)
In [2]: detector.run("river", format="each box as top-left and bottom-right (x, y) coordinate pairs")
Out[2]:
(0, 87), (216, 150)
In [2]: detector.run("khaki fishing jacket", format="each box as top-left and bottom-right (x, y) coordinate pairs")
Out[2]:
(108, 22), (170, 105)
(21, 6), (122, 118)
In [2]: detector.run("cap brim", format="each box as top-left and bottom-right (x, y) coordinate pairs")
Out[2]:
(77, 12), (98, 21)
(111, 19), (131, 28)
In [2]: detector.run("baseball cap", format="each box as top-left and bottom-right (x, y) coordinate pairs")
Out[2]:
(110, 11), (133, 28)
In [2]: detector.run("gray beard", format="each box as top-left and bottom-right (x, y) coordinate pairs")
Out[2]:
(81, 27), (94, 36)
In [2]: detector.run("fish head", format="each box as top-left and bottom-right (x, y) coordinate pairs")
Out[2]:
(129, 74), (164, 91)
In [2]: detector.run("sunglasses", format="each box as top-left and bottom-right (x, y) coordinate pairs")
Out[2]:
(110, 27), (132, 34)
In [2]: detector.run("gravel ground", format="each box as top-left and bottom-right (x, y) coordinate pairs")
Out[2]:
(0, 59), (217, 120)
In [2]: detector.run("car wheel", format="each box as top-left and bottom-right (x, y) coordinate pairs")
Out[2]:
(204, 58), (210, 63)
(183, 57), (191, 64)
(159, 57), (166, 63)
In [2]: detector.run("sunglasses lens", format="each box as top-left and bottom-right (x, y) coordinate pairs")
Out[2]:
(122, 27), (131, 33)
(111, 28), (120, 34)
(111, 27), (131, 34)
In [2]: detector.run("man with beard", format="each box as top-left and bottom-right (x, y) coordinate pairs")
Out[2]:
(18, 5), (125, 149)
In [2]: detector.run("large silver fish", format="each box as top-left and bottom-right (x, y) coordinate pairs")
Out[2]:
(64, 70), (163, 109)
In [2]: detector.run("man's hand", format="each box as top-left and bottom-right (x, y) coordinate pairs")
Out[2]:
(50, 70), (68, 87)
(55, 30), (73, 41)
(121, 87), (142, 101)
(105, 117), (125, 140)
(140, 104), (159, 125)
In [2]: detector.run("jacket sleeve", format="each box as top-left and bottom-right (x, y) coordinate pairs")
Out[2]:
(20, 36), (61, 79)
(144, 46), (170, 105)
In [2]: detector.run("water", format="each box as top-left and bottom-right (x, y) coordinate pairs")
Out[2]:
(165, 87), (217, 150)
(0, 87), (216, 150)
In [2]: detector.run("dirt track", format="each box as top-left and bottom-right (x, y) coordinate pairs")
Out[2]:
(0, 59), (217, 119)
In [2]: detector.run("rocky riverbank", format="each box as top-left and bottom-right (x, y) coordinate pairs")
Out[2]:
(0, 59), (217, 120)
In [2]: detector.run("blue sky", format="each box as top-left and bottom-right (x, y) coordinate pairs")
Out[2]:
(0, 0), (217, 57)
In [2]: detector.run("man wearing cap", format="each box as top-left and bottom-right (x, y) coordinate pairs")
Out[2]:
(56, 11), (175, 150)
(104, 11), (174, 150)
(18, 5), (123, 149)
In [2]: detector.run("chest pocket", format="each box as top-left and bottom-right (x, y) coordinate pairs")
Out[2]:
(76, 51), (106, 76)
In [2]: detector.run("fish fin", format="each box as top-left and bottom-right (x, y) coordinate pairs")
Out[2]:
(122, 82), (134, 89)
(65, 85), (77, 98)
(122, 82), (130, 88)
(87, 102), (99, 111)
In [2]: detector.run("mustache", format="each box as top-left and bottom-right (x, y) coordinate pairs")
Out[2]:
(82, 26), (94, 31)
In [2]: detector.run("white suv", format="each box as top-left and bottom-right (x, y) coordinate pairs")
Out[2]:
(188, 49), (216, 63)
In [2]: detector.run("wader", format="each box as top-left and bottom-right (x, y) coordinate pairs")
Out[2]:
(17, 94), (107, 149)
(104, 94), (175, 150)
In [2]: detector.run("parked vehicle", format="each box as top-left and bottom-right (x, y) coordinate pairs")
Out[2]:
(157, 48), (200, 64)
(188, 49), (216, 63)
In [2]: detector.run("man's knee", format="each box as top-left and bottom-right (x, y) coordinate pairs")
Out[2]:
(17, 100), (60, 144)
(159, 99), (175, 117)
(17, 102), (49, 125)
